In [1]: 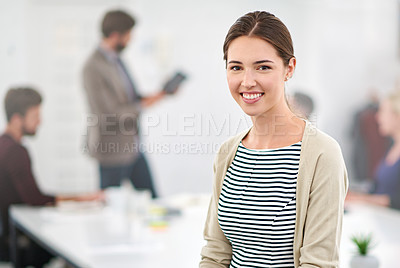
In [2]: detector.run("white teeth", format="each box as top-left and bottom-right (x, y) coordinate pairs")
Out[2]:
(243, 93), (262, 100)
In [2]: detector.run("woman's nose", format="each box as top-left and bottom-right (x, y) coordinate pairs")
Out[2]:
(241, 70), (256, 88)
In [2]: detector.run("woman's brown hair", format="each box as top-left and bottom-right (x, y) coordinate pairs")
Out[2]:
(223, 11), (294, 66)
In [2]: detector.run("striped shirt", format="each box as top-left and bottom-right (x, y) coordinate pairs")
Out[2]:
(218, 141), (301, 268)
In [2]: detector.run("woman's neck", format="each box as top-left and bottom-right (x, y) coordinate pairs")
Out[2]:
(391, 130), (400, 145)
(384, 131), (400, 165)
(244, 108), (305, 149)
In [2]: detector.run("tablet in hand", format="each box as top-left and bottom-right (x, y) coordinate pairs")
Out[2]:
(163, 71), (187, 94)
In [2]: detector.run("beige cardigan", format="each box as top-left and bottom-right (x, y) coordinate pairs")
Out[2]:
(200, 121), (348, 268)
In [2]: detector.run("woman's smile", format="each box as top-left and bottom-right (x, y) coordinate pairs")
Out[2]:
(241, 92), (264, 104)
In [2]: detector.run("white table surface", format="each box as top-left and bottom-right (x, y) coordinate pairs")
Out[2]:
(340, 203), (400, 268)
(10, 198), (400, 268)
(10, 195), (209, 268)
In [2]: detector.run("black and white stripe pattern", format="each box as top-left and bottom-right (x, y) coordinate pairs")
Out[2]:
(218, 141), (301, 268)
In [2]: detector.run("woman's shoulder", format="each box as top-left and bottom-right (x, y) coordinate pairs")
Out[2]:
(218, 128), (250, 153)
(212, 128), (251, 167)
(303, 122), (344, 159)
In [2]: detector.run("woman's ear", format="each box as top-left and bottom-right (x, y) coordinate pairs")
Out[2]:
(285, 57), (296, 81)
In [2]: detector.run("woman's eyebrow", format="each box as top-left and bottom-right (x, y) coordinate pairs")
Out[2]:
(227, 60), (242, 64)
(227, 59), (275, 65)
(254, 60), (274, 64)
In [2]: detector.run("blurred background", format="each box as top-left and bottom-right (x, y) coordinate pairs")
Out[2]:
(0, 0), (399, 198)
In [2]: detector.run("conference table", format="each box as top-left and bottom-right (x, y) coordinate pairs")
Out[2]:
(9, 196), (400, 268)
(9, 193), (209, 268)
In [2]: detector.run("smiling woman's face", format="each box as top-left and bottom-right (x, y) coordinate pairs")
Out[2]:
(226, 36), (295, 118)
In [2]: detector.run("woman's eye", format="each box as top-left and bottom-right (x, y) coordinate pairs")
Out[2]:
(230, 66), (241, 71)
(258, 65), (271, 71)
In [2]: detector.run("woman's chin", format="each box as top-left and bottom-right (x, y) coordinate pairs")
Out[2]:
(241, 109), (260, 117)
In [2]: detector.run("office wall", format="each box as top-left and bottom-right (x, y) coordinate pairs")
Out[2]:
(0, 1), (28, 128)
(0, 0), (399, 196)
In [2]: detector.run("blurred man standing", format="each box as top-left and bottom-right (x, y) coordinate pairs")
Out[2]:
(82, 10), (163, 197)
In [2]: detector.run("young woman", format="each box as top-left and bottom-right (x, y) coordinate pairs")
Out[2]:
(200, 11), (348, 268)
(346, 91), (400, 210)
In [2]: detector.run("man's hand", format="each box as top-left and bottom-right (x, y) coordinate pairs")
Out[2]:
(345, 191), (390, 207)
(56, 191), (105, 203)
(141, 91), (166, 108)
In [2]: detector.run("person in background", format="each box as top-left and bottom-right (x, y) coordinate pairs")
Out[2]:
(82, 10), (164, 198)
(350, 90), (390, 183)
(346, 90), (400, 210)
(289, 91), (315, 120)
(200, 11), (348, 267)
(0, 87), (102, 266)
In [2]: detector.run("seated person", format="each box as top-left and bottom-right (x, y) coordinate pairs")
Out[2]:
(346, 90), (400, 210)
(0, 87), (103, 266)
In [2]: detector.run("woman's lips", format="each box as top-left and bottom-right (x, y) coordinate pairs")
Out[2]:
(241, 92), (264, 104)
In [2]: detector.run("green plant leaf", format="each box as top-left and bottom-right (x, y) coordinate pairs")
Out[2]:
(350, 233), (375, 256)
